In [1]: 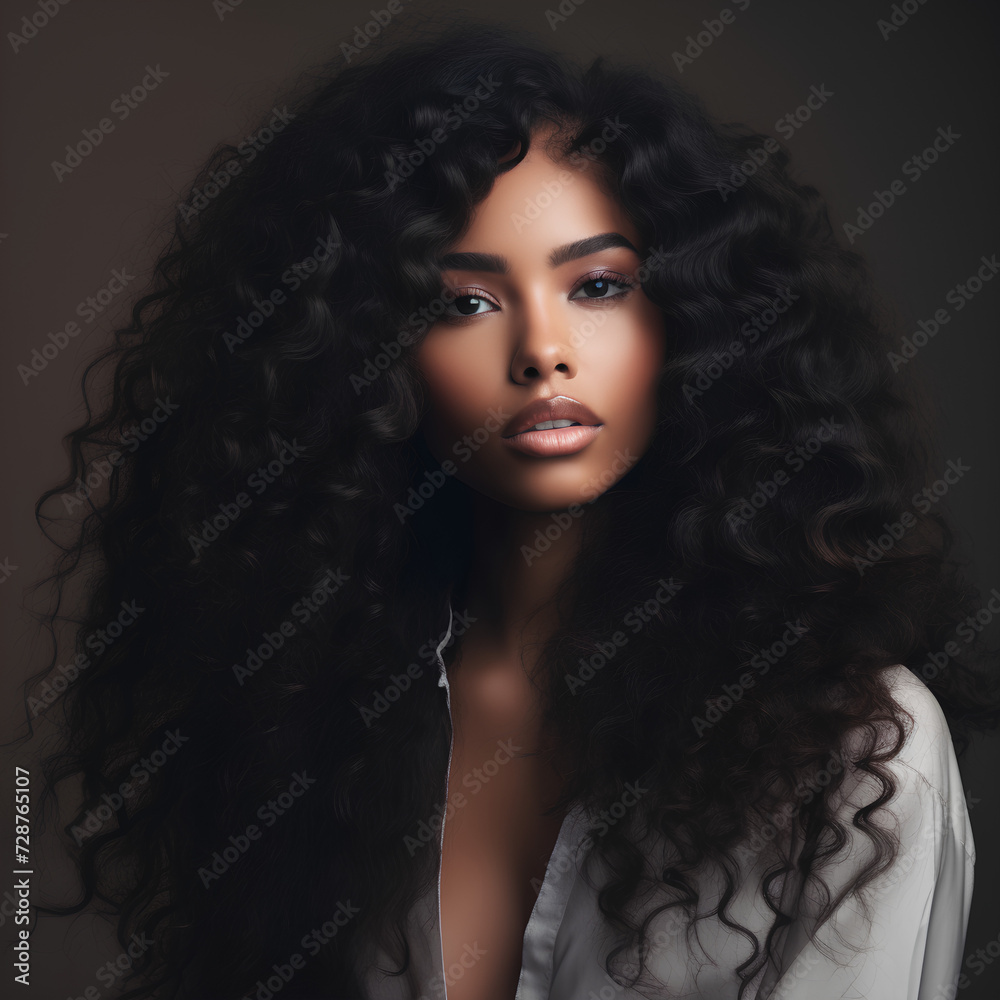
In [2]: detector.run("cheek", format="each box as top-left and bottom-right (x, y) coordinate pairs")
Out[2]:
(415, 338), (499, 441)
(589, 312), (665, 439)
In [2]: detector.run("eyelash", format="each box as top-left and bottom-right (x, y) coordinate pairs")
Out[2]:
(441, 270), (636, 320)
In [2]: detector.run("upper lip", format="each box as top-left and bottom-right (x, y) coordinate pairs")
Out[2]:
(502, 395), (603, 437)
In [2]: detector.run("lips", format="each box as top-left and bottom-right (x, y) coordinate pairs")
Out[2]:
(502, 396), (602, 438)
(501, 395), (604, 458)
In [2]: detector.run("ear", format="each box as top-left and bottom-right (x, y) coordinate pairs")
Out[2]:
(497, 139), (522, 164)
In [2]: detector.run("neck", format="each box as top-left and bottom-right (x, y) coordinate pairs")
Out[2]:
(459, 494), (586, 657)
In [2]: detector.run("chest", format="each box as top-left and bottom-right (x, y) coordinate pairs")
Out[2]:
(437, 662), (572, 999)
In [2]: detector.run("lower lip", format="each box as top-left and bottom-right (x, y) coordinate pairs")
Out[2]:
(501, 424), (603, 457)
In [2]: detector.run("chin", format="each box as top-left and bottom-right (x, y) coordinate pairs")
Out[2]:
(461, 474), (606, 514)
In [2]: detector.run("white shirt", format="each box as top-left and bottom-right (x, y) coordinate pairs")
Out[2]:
(361, 604), (975, 999)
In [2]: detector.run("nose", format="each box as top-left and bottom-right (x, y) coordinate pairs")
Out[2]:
(511, 352), (573, 383)
(509, 297), (577, 384)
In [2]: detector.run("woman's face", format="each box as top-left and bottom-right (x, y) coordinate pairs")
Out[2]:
(414, 127), (666, 513)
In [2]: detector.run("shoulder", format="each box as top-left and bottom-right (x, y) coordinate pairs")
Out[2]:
(832, 663), (975, 867)
(764, 666), (976, 996)
(875, 664), (962, 786)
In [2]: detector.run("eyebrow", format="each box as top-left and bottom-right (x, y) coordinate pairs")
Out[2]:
(437, 232), (640, 274)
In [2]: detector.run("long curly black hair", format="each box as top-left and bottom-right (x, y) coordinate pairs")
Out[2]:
(20, 18), (1000, 1000)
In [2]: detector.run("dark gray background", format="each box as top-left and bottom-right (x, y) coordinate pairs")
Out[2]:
(1, 0), (997, 996)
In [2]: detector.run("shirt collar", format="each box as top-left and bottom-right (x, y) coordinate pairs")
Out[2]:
(434, 599), (455, 690)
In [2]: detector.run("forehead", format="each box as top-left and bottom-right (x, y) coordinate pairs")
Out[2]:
(448, 127), (639, 258)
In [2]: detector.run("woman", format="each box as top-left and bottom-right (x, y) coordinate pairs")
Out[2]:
(28, 20), (999, 1000)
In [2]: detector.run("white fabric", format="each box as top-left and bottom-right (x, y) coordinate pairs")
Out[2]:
(361, 604), (975, 999)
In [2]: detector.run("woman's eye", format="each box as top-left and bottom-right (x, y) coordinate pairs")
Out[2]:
(570, 276), (633, 300)
(440, 274), (633, 319)
(444, 293), (498, 317)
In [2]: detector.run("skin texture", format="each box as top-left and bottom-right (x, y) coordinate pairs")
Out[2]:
(415, 125), (666, 516)
(414, 125), (666, 1000)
